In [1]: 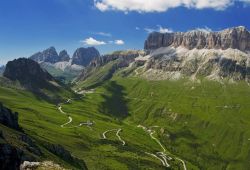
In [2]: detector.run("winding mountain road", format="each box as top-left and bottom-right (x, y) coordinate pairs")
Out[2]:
(145, 152), (166, 166)
(149, 130), (166, 152)
(102, 128), (126, 146)
(57, 97), (94, 129)
(60, 116), (73, 128)
(116, 129), (126, 146)
(138, 124), (187, 170)
(176, 157), (187, 170)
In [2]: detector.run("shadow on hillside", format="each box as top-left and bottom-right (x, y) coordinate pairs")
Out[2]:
(99, 81), (129, 119)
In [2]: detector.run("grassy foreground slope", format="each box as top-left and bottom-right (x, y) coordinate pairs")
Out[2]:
(97, 76), (250, 170)
(0, 80), (197, 169)
(2, 62), (249, 169)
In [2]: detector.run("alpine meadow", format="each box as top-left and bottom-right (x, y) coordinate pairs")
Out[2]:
(0, 0), (250, 170)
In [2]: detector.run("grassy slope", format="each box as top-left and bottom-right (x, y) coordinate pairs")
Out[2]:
(75, 61), (119, 90)
(0, 87), (79, 169)
(75, 58), (250, 169)
(2, 63), (249, 169)
(105, 76), (250, 170)
(0, 82), (194, 169)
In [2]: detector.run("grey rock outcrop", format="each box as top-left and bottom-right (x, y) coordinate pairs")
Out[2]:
(20, 161), (65, 170)
(0, 103), (19, 130)
(0, 143), (23, 170)
(3, 58), (56, 90)
(145, 26), (250, 51)
(58, 50), (70, 62)
(45, 144), (88, 170)
(72, 47), (100, 66)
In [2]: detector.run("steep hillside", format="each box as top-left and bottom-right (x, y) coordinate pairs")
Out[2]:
(3, 58), (74, 102)
(4, 58), (56, 90)
(0, 102), (87, 170)
(75, 50), (145, 89)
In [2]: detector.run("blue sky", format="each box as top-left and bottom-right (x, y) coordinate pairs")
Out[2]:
(0, 0), (250, 65)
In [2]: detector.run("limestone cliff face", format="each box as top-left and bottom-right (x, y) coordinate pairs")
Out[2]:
(141, 47), (250, 82)
(144, 26), (250, 51)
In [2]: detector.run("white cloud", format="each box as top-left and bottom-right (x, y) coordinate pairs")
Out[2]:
(81, 38), (125, 46)
(193, 26), (212, 33)
(95, 32), (112, 37)
(81, 37), (106, 46)
(145, 25), (173, 33)
(136, 27), (140, 30)
(94, 0), (249, 13)
(95, 1), (109, 11)
(144, 28), (155, 33)
(158, 26), (173, 33)
(115, 40), (125, 45)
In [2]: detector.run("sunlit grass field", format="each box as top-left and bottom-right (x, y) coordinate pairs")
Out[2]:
(1, 75), (250, 169)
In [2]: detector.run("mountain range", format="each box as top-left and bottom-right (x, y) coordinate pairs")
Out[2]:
(29, 46), (100, 83)
(0, 26), (250, 170)
(76, 26), (250, 86)
(145, 26), (250, 51)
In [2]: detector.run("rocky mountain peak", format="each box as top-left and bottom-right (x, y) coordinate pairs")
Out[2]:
(58, 50), (70, 62)
(72, 47), (100, 66)
(3, 58), (56, 89)
(144, 26), (250, 51)
(30, 47), (60, 64)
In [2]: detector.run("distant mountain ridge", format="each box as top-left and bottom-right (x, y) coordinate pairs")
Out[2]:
(145, 26), (250, 51)
(30, 47), (70, 64)
(29, 47), (100, 83)
(30, 46), (100, 66)
(72, 47), (100, 66)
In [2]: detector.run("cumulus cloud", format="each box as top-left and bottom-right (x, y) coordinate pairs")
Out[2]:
(115, 40), (125, 45)
(145, 25), (173, 33)
(94, 0), (250, 13)
(81, 38), (125, 46)
(81, 37), (106, 46)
